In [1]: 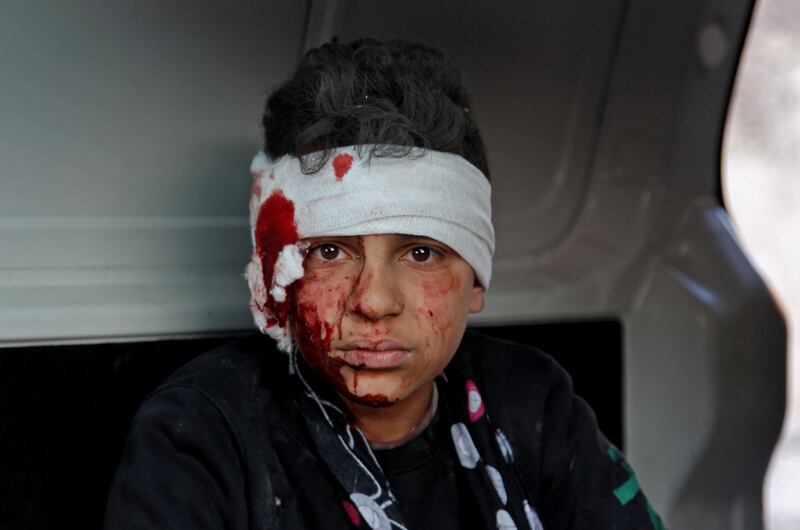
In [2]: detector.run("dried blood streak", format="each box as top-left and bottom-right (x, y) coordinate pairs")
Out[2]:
(332, 153), (353, 180)
(293, 300), (395, 407)
(292, 254), (395, 407)
(292, 301), (347, 391)
(254, 190), (299, 327)
(357, 393), (393, 406)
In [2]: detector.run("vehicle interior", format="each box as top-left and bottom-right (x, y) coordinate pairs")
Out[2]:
(0, 1), (787, 528)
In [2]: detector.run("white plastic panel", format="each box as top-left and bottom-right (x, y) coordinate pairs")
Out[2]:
(625, 205), (784, 528)
(0, 1), (308, 344)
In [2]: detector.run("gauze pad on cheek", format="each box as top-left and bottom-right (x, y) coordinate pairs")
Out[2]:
(246, 145), (495, 353)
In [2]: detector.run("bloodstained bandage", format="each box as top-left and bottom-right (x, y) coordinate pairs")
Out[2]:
(245, 145), (495, 353)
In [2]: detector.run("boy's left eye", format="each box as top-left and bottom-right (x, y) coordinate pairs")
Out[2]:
(404, 245), (442, 264)
(411, 246), (432, 262)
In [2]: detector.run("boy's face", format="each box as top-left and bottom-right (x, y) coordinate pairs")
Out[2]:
(291, 233), (485, 407)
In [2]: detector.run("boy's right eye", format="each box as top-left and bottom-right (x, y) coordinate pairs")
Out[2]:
(316, 244), (340, 260)
(307, 243), (347, 263)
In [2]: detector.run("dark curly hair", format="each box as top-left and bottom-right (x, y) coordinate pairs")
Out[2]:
(262, 38), (490, 179)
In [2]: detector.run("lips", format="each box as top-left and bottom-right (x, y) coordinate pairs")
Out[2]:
(336, 339), (411, 369)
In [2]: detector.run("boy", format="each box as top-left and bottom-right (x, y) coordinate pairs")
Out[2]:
(105, 39), (663, 530)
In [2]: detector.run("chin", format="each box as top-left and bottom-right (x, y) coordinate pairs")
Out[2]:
(346, 392), (398, 408)
(341, 370), (407, 407)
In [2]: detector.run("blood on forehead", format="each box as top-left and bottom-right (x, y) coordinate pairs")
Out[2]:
(255, 190), (299, 326)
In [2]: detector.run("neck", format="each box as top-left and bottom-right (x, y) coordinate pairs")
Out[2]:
(340, 382), (435, 446)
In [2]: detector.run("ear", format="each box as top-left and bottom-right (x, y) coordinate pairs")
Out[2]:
(468, 279), (485, 314)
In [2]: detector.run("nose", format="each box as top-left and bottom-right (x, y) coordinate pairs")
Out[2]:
(346, 261), (404, 321)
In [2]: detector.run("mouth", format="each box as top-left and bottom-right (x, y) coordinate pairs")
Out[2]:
(336, 339), (411, 369)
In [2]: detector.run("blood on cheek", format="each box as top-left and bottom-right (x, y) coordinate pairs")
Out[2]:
(418, 271), (462, 344)
(422, 272), (459, 298)
(254, 193), (397, 408)
(292, 298), (347, 392)
(292, 272), (394, 406)
(291, 275), (348, 392)
(252, 189), (350, 393)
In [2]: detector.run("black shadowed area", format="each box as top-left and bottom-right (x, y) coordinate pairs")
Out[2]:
(0, 336), (238, 530)
(0, 321), (621, 528)
(475, 321), (624, 449)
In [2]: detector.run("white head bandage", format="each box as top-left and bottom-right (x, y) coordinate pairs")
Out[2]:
(245, 145), (494, 352)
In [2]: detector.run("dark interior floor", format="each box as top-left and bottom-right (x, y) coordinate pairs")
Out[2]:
(0, 321), (622, 529)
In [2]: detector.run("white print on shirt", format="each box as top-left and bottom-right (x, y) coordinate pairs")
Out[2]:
(496, 509), (518, 529)
(524, 500), (545, 530)
(486, 465), (508, 505)
(451, 422), (481, 469)
(350, 493), (392, 530)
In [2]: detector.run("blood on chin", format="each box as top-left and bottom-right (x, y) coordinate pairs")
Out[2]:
(344, 390), (395, 408)
(292, 302), (398, 407)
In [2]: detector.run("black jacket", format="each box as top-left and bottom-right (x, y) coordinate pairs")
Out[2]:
(104, 330), (662, 529)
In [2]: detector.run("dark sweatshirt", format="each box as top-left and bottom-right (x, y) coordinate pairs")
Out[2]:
(104, 331), (663, 530)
